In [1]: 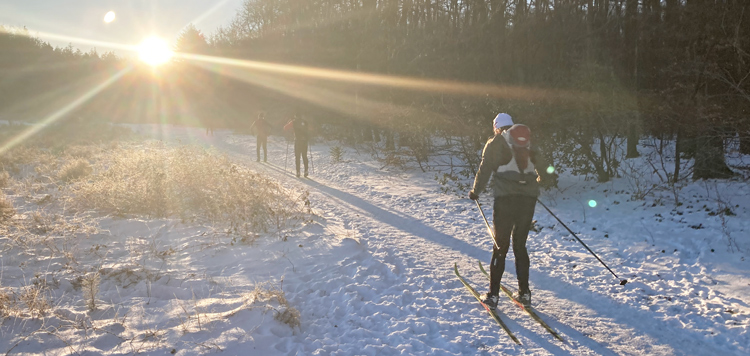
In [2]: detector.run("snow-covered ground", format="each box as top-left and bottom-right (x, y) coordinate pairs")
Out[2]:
(1, 123), (749, 355)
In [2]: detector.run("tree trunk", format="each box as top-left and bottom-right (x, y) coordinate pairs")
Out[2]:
(740, 131), (750, 155)
(693, 129), (735, 179)
(673, 127), (682, 182)
(385, 129), (395, 150)
(626, 118), (640, 158)
(362, 127), (373, 141)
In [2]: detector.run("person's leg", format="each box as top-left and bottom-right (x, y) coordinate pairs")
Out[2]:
(511, 196), (537, 294)
(301, 141), (309, 176)
(256, 135), (261, 161)
(294, 141), (302, 176)
(490, 196), (514, 296)
(261, 136), (267, 161)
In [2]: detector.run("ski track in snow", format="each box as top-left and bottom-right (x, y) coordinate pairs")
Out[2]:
(161, 126), (749, 355)
(205, 126), (747, 356)
(2, 123), (748, 355)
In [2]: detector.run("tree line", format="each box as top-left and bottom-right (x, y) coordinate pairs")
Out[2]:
(2, 1), (750, 182)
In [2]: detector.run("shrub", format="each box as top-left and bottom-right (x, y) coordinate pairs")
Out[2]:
(0, 194), (14, 220)
(81, 272), (101, 311)
(68, 142), (308, 235)
(58, 159), (93, 182)
(0, 287), (13, 317)
(251, 282), (300, 329)
(20, 281), (51, 318)
(0, 170), (9, 188)
(329, 146), (344, 163)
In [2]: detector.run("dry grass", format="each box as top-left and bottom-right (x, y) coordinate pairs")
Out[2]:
(0, 193), (14, 220)
(0, 146), (55, 176)
(68, 141), (308, 235)
(250, 282), (300, 329)
(19, 280), (52, 318)
(58, 159), (93, 183)
(0, 170), (10, 188)
(0, 128), (308, 344)
(0, 287), (13, 317)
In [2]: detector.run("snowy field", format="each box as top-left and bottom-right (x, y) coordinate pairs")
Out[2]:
(1, 123), (749, 355)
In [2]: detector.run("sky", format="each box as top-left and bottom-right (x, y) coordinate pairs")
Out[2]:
(0, 0), (244, 54)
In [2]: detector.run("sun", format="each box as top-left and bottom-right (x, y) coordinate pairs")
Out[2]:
(104, 11), (115, 23)
(137, 37), (173, 66)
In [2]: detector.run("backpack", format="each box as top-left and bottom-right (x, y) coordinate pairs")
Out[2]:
(505, 124), (532, 172)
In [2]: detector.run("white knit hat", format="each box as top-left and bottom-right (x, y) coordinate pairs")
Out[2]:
(493, 113), (513, 130)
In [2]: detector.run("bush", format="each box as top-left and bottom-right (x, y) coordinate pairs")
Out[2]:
(0, 194), (14, 220)
(0, 170), (9, 188)
(329, 146), (344, 163)
(58, 159), (93, 182)
(68, 142), (308, 235)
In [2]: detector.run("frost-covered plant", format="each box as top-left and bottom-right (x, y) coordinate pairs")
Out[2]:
(251, 281), (300, 329)
(68, 142), (308, 237)
(20, 280), (51, 318)
(0, 194), (14, 220)
(0, 286), (14, 317)
(58, 158), (93, 182)
(329, 146), (344, 163)
(0, 170), (10, 188)
(82, 272), (101, 311)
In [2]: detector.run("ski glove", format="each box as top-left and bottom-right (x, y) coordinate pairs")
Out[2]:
(468, 191), (479, 201)
(537, 173), (558, 190)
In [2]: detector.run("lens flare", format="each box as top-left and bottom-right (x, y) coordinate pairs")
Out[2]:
(546, 166), (555, 174)
(104, 11), (115, 23)
(588, 200), (597, 208)
(138, 37), (173, 66)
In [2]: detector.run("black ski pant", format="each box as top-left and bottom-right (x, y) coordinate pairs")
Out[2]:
(295, 140), (308, 176)
(256, 135), (267, 161)
(489, 194), (537, 296)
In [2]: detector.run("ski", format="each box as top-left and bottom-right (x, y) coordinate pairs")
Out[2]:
(478, 261), (565, 343)
(454, 263), (521, 345)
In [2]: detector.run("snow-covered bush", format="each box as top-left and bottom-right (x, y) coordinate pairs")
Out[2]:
(81, 272), (100, 311)
(68, 141), (308, 236)
(251, 282), (300, 329)
(329, 145), (344, 163)
(57, 158), (92, 182)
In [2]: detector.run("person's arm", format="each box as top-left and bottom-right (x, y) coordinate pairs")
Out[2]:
(283, 120), (294, 132)
(470, 137), (510, 197)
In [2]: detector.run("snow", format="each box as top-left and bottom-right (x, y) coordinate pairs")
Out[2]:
(1, 123), (749, 355)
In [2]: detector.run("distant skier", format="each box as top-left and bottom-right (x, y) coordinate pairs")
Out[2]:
(283, 114), (309, 177)
(250, 112), (271, 162)
(468, 113), (556, 310)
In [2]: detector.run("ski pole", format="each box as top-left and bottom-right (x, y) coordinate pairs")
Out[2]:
(537, 199), (628, 285)
(475, 200), (499, 250)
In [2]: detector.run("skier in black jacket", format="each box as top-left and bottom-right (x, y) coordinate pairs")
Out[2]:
(469, 113), (556, 310)
(284, 115), (309, 177)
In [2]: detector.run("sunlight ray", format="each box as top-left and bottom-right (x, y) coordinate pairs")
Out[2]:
(174, 52), (587, 103)
(166, 76), (207, 139)
(189, 60), (455, 127)
(0, 66), (132, 155)
(4, 26), (585, 104)
(0, 27), (138, 53)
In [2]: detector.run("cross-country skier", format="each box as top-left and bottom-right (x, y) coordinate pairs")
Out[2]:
(283, 114), (309, 177)
(250, 112), (271, 162)
(468, 113), (556, 310)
